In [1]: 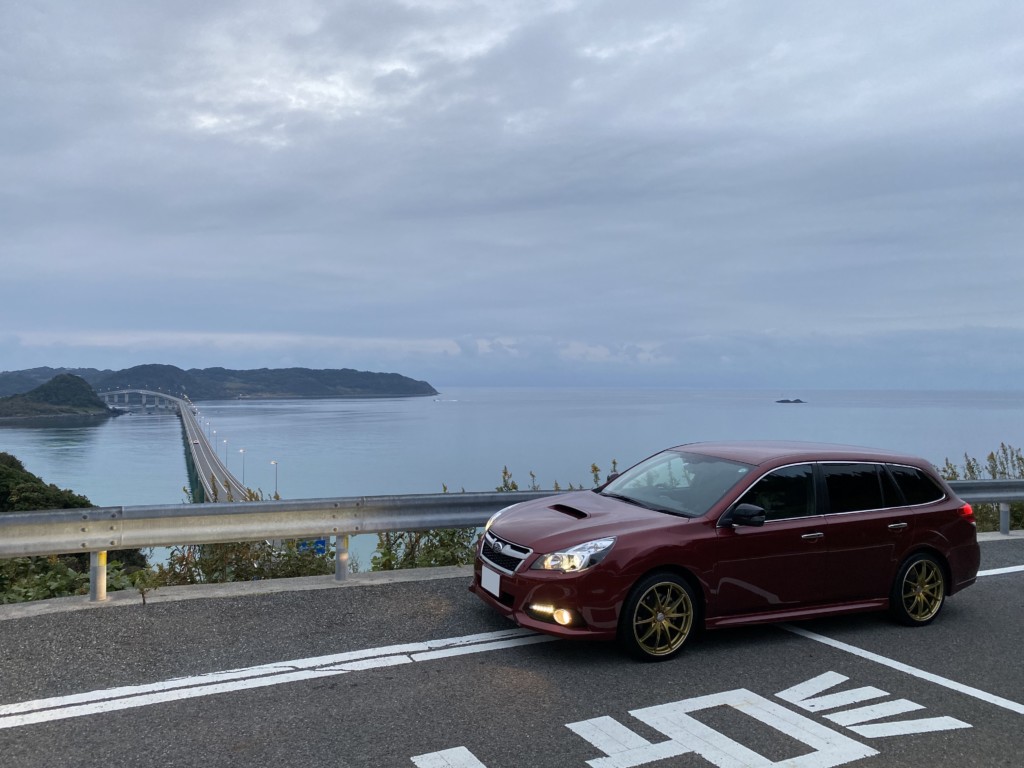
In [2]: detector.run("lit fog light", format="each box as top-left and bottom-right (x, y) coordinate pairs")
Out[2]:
(529, 603), (576, 626)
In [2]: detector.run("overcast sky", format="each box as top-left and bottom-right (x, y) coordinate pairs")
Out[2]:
(2, 1), (1022, 389)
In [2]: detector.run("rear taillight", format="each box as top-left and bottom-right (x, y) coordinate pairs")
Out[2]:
(959, 503), (975, 525)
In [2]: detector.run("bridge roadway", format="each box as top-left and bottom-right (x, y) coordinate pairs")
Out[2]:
(1, 535), (1022, 767)
(100, 389), (248, 501)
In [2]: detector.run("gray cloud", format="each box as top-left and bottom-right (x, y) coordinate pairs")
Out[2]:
(2, 1), (1022, 388)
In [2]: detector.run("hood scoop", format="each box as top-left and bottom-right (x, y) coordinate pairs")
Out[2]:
(549, 503), (588, 519)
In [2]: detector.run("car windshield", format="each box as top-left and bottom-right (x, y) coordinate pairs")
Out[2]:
(599, 450), (753, 518)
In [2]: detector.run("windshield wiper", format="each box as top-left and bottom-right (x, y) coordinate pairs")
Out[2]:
(601, 491), (643, 505)
(601, 492), (684, 516)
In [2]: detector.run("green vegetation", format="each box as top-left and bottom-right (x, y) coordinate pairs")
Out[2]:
(155, 541), (336, 585)
(0, 451), (149, 603)
(0, 451), (93, 511)
(371, 529), (478, 571)
(940, 442), (1024, 531)
(0, 364), (438, 400)
(0, 374), (115, 418)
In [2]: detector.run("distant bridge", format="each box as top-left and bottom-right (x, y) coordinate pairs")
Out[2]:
(100, 389), (180, 412)
(99, 389), (247, 502)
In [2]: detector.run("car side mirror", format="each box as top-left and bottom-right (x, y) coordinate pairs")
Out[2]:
(605, 472), (620, 483)
(728, 503), (766, 528)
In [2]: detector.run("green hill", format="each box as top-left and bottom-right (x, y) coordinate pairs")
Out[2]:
(0, 451), (94, 512)
(0, 374), (114, 418)
(0, 365), (438, 400)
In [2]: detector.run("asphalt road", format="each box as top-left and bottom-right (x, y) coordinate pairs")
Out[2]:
(1, 536), (1022, 768)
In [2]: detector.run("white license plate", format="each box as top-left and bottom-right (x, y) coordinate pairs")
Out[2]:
(481, 565), (501, 597)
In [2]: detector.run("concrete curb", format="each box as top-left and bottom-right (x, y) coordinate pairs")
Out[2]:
(977, 530), (1024, 541)
(0, 565), (473, 621)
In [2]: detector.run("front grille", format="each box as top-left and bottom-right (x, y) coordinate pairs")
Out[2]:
(481, 532), (532, 574)
(482, 541), (523, 572)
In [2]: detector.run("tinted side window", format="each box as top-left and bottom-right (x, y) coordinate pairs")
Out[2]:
(739, 464), (815, 521)
(822, 463), (895, 513)
(888, 464), (945, 505)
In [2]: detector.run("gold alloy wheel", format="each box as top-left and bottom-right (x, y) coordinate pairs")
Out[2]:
(632, 580), (694, 657)
(900, 558), (945, 622)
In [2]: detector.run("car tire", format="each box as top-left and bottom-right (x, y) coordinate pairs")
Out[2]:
(618, 572), (698, 661)
(889, 552), (946, 626)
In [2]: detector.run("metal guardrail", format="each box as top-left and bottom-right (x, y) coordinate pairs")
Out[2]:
(945, 479), (1024, 504)
(0, 491), (553, 558)
(0, 490), (554, 600)
(0, 483), (1021, 601)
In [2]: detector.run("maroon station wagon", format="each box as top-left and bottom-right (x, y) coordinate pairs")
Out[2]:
(470, 441), (980, 660)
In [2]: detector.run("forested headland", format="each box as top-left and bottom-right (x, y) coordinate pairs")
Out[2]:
(0, 374), (115, 418)
(0, 364), (438, 400)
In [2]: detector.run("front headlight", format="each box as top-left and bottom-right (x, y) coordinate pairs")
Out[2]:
(531, 537), (616, 572)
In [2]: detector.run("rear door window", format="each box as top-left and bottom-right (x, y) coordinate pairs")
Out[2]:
(822, 463), (900, 513)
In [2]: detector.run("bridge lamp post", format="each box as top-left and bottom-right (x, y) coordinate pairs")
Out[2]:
(223, 439), (228, 462)
(271, 460), (279, 497)
(239, 448), (246, 485)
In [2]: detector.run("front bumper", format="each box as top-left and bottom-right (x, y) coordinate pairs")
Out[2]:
(469, 555), (623, 641)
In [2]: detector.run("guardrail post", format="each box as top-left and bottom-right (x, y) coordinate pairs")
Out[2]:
(1000, 502), (1010, 536)
(335, 534), (349, 581)
(89, 551), (108, 602)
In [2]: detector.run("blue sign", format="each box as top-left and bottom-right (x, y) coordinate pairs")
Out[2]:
(297, 538), (328, 555)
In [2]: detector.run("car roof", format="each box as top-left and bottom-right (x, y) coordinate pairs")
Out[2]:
(671, 440), (931, 467)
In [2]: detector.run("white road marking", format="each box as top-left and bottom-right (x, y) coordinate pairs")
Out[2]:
(411, 746), (489, 767)
(777, 671), (971, 736)
(823, 699), (924, 726)
(978, 565), (1024, 576)
(410, 635), (552, 662)
(848, 716), (971, 739)
(565, 716), (687, 767)
(0, 628), (553, 730)
(784, 685), (889, 713)
(783, 626), (1024, 716)
(428, 669), (977, 767)
(774, 671), (847, 704)
(569, 688), (878, 768)
(777, 671), (888, 712)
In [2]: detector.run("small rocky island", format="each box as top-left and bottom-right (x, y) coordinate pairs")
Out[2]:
(775, 398), (806, 404)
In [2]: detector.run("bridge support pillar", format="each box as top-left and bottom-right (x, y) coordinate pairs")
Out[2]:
(89, 551), (108, 602)
(335, 535), (349, 581)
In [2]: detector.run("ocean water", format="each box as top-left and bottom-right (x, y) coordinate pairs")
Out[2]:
(3, 387), (1023, 565)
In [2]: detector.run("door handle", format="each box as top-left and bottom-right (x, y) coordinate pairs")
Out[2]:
(888, 522), (908, 530)
(801, 532), (824, 540)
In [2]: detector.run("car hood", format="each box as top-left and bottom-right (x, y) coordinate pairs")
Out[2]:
(490, 490), (685, 552)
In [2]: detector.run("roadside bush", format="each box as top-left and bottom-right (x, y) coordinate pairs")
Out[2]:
(155, 540), (335, 585)
(941, 443), (1024, 532)
(0, 556), (147, 604)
